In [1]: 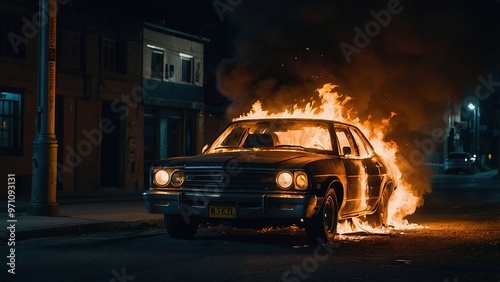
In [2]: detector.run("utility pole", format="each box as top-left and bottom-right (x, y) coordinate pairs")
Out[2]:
(29, 0), (59, 216)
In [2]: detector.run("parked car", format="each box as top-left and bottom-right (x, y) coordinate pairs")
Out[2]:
(444, 152), (476, 174)
(142, 118), (397, 243)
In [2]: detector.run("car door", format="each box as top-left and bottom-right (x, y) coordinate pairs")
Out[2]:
(349, 126), (385, 211)
(334, 125), (366, 215)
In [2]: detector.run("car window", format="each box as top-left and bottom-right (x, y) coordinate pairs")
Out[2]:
(335, 127), (358, 156)
(207, 120), (333, 153)
(220, 126), (247, 147)
(350, 127), (372, 158)
(273, 125), (332, 150)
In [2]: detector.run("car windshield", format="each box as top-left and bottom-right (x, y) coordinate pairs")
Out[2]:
(206, 119), (333, 153)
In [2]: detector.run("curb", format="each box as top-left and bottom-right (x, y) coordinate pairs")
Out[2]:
(0, 218), (164, 242)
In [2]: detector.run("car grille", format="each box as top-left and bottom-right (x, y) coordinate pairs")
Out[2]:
(183, 169), (276, 191)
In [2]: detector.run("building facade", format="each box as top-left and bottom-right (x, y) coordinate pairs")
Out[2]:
(0, 3), (209, 196)
(141, 23), (208, 187)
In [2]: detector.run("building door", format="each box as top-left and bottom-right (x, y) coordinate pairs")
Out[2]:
(160, 114), (182, 158)
(100, 102), (121, 188)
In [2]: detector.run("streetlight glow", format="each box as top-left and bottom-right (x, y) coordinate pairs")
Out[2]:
(467, 101), (480, 170)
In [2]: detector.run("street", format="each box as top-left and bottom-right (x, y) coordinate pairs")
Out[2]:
(2, 172), (499, 282)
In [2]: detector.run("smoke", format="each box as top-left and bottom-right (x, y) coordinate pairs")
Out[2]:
(214, 0), (500, 209)
(219, 1), (498, 119)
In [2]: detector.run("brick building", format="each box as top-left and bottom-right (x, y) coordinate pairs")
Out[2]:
(0, 1), (210, 196)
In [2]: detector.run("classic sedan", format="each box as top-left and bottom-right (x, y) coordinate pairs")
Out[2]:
(142, 118), (397, 243)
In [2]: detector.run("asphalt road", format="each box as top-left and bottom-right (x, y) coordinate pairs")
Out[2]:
(1, 172), (499, 282)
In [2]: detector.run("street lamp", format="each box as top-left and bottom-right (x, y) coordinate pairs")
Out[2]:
(467, 102), (480, 168)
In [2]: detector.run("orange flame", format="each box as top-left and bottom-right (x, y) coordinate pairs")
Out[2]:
(236, 83), (423, 232)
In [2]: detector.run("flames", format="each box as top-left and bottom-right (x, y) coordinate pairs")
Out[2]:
(236, 83), (423, 234)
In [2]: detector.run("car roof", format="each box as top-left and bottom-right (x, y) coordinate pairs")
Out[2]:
(232, 118), (356, 127)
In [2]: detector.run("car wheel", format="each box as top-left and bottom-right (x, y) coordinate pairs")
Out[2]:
(366, 188), (391, 227)
(164, 214), (198, 239)
(305, 189), (339, 244)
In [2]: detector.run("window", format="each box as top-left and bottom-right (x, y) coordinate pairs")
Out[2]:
(102, 38), (127, 74)
(180, 54), (193, 83)
(60, 29), (81, 69)
(151, 50), (164, 79)
(0, 92), (22, 154)
(335, 127), (357, 156)
(350, 127), (372, 157)
(102, 38), (116, 72)
(0, 12), (26, 58)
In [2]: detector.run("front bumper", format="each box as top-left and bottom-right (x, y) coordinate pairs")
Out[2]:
(142, 189), (319, 219)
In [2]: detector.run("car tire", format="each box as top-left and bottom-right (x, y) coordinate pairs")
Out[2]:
(164, 214), (198, 239)
(365, 188), (391, 227)
(305, 189), (339, 244)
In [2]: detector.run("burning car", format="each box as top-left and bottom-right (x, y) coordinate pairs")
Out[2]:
(142, 117), (397, 243)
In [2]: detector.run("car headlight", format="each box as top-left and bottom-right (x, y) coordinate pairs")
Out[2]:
(171, 170), (185, 187)
(294, 171), (308, 190)
(276, 171), (293, 190)
(154, 169), (170, 187)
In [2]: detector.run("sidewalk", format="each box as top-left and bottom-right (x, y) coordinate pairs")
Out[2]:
(0, 188), (163, 241)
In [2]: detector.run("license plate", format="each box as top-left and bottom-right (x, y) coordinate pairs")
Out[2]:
(209, 204), (237, 218)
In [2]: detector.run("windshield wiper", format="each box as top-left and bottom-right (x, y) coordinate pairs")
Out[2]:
(214, 146), (249, 151)
(274, 145), (307, 150)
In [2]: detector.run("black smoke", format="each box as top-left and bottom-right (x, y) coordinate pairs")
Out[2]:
(215, 0), (500, 202)
(216, 0), (500, 125)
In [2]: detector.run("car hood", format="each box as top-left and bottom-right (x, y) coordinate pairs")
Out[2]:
(153, 150), (330, 170)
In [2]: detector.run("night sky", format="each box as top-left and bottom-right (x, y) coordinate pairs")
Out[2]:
(72, 0), (500, 115)
(33, 0), (500, 138)
(208, 0), (500, 124)
(124, 0), (499, 130)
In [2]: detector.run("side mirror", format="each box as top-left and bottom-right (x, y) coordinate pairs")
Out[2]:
(342, 146), (351, 155)
(202, 144), (209, 154)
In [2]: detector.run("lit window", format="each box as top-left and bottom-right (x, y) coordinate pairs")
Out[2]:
(181, 58), (192, 83)
(0, 92), (22, 154)
(151, 50), (164, 79)
(180, 54), (193, 83)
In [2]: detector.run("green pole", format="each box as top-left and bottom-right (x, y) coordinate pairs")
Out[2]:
(29, 0), (59, 216)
